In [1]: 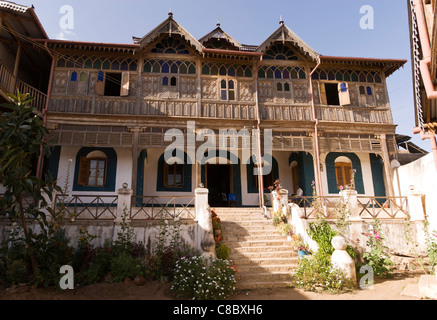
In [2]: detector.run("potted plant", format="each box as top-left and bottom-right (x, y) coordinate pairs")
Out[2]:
(291, 234), (309, 258)
(278, 221), (291, 237)
(297, 243), (310, 258)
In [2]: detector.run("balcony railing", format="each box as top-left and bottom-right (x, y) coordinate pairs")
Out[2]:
(48, 95), (394, 125)
(0, 59), (47, 111)
(290, 196), (408, 219)
(131, 196), (196, 220)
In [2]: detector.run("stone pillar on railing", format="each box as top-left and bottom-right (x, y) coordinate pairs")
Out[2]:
(407, 186), (425, 221)
(339, 187), (361, 220)
(115, 183), (133, 222)
(195, 187), (209, 222)
(272, 188), (289, 217)
(194, 187), (216, 260)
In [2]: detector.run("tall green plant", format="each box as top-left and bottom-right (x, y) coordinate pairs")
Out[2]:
(0, 91), (63, 284)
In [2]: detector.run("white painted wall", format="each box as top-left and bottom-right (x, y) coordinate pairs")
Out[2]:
(56, 146), (132, 196)
(143, 148), (196, 199)
(393, 153), (437, 233)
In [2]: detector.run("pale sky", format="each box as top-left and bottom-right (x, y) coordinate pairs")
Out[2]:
(16, 0), (428, 151)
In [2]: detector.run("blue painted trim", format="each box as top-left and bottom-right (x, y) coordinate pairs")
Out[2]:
(135, 150), (147, 206)
(289, 152), (315, 197)
(48, 146), (61, 181)
(370, 153), (386, 201)
(325, 152), (365, 194)
(246, 156), (279, 194)
(73, 147), (117, 192)
(156, 151), (192, 192)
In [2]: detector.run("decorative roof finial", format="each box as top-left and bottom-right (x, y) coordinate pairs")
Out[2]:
(217, 18), (220, 27)
(279, 15), (284, 25)
(169, 6), (173, 18)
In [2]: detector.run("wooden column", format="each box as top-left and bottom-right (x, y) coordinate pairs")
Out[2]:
(130, 127), (142, 195)
(11, 42), (21, 93)
(379, 134), (395, 197)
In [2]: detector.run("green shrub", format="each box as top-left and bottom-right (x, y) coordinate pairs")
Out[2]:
(4, 259), (28, 286)
(293, 255), (355, 293)
(215, 243), (231, 260)
(109, 252), (144, 282)
(78, 249), (113, 285)
(171, 256), (236, 300)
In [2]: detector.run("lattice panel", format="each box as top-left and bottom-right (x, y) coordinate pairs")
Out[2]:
(258, 81), (273, 102)
(238, 81), (254, 102)
(142, 75), (160, 97)
(52, 70), (68, 95)
(180, 77), (197, 99)
(159, 85), (179, 99)
(348, 84), (358, 106)
(201, 79), (217, 99)
(293, 83), (309, 103)
(374, 85), (386, 107)
(89, 71), (98, 94)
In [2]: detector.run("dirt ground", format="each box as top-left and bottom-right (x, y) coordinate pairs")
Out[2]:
(0, 271), (427, 301)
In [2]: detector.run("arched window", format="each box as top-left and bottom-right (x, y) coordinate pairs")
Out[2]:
(170, 76), (177, 86)
(366, 86), (373, 95)
(326, 152), (364, 194)
(74, 148), (117, 191)
(334, 156), (352, 190)
(162, 76), (169, 86)
(70, 71), (77, 82)
(157, 152), (192, 192)
(79, 72), (87, 82)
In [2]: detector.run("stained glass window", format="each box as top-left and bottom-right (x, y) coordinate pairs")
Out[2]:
(263, 44), (299, 60)
(151, 37), (190, 54)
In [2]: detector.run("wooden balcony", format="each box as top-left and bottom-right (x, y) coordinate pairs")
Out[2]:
(0, 59), (47, 111)
(47, 95), (394, 125)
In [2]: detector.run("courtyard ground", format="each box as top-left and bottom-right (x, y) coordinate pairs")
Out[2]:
(0, 271), (428, 300)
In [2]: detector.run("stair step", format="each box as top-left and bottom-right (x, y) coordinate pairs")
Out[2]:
(236, 280), (294, 290)
(230, 251), (295, 259)
(236, 264), (296, 273)
(227, 239), (294, 248)
(236, 272), (294, 282)
(230, 245), (296, 253)
(226, 234), (287, 242)
(231, 257), (298, 267)
(214, 207), (299, 289)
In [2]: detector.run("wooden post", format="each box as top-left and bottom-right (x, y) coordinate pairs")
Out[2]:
(11, 42), (21, 93)
(130, 127), (141, 196)
(380, 134), (395, 197)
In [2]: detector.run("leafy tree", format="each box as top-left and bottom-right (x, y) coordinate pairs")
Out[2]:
(0, 91), (64, 284)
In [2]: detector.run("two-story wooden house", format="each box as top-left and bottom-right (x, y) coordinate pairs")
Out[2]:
(27, 11), (406, 208)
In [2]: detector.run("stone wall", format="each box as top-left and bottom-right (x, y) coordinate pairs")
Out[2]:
(0, 219), (200, 256)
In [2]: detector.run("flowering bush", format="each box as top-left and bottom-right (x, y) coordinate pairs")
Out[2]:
(171, 256), (236, 300)
(362, 219), (394, 278)
(293, 255), (355, 293)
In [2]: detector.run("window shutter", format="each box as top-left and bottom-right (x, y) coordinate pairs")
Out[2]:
(96, 71), (105, 96)
(78, 157), (90, 186)
(319, 83), (327, 105)
(120, 72), (130, 96)
(335, 165), (344, 188)
(338, 82), (350, 106)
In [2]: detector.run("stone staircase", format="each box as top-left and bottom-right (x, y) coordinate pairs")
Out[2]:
(213, 207), (298, 290)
